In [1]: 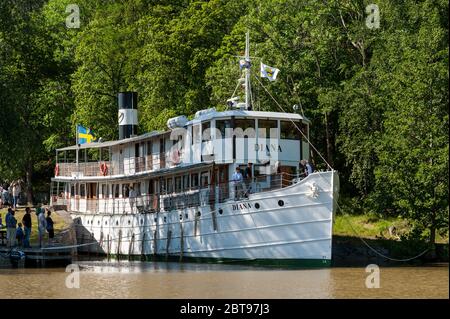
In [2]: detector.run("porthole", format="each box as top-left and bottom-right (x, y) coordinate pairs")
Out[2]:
(98, 221), (100, 225)
(218, 209), (223, 215)
(116, 221), (119, 226)
(179, 214), (182, 220)
(255, 203), (260, 209)
(128, 220), (131, 225)
(154, 218), (157, 222)
(163, 217), (167, 223)
(278, 200), (284, 207)
(197, 212), (201, 217)
(105, 221), (108, 225)
(185, 213), (188, 219)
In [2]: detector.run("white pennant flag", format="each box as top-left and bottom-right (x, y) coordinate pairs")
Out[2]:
(260, 62), (280, 81)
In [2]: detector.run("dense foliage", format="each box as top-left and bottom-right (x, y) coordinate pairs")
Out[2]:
(0, 0), (448, 245)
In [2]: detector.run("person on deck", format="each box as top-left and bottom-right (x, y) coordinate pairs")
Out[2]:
(16, 223), (24, 247)
(243, 163), (253, 197)
(231, 167), (244, 200)
(300, 160), (314, 177)
(22, 207), (32, 248)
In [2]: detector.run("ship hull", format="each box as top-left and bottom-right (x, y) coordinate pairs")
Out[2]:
(71, 171), (339, 266)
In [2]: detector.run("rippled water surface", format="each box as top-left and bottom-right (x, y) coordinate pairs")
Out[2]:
(0, 260), (447, 298)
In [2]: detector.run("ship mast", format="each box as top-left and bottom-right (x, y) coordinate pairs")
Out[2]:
(244, 31), (251, 110)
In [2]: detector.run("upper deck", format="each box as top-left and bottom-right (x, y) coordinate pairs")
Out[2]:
(53, 109), (311, 181)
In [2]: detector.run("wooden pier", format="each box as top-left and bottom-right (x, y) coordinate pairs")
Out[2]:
(0, 245), (74, 268)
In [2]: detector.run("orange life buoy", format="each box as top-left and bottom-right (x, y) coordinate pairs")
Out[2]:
(171, 149), (181, 164)
(54, 164), (59, 176)
(100, 163), (108, 176)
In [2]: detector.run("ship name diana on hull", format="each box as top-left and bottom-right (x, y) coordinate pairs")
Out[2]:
(232, 202), (252, 211)
(254, 144), (282, 152)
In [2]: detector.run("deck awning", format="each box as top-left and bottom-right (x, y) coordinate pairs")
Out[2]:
(56, 130), (168, 152)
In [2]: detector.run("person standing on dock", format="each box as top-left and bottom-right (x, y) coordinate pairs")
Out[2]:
(46, 210), (55, 245)
(38, 209), (47, 248)
(16, 223), (24, 247)
(22, 207), (32, 248)
(5, 208), (17, 247)
(12, 183), (19, 209)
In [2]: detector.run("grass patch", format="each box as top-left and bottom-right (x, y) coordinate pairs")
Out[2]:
(334, 212), (448, 243)
(0, 207), (69, 246)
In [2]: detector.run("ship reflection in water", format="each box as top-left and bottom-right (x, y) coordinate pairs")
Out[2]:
(0, 260), (447, 299)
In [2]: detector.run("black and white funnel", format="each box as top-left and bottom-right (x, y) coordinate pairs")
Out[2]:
(118, 92), (138, 139)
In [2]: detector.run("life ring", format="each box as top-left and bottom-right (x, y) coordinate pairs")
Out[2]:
(100, 163), (108, 176)
(171, 149), (181, 164)
(54, 164), (59, 176)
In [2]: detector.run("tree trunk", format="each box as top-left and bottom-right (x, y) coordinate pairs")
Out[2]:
(324, 112), (334, 167)
(428, 210), (437, 258)
(26, 160), (33, 205)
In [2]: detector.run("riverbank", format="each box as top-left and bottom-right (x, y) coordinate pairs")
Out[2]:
(332, 213), (448, 266)
(0, 207), (69, 246)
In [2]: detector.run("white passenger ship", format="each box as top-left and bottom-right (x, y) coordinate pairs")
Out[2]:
(50, 33), (339, 267)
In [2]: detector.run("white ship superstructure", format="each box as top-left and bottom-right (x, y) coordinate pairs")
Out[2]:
(50, 33), (339, 266)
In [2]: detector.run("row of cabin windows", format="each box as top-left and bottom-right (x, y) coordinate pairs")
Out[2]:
(127, 119), (306, 158)
(68, 171), (211, 199)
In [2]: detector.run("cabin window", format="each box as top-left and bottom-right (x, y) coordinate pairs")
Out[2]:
(234, 119), (255, 136)
(280, 121), (301, 140)
(200, 172), (209, 187)
(148, 180), (154, 194)
(122, 184), (129, 198)
(80, 184), (86, 198)
(202, 121), (211, 142)
(159, 138), (165, 153)
(175, 176), (182, 192)
(133, 183), (141, 195)
(135, 143), (140, 158)
(113, 184), (120, 198)
(191, 173), (199, 188)
(71, 184), (75, 197)
(216, 119), (232, 138)
(101, 184), (109, 198)
(192, 124), (201, 144)
(258, 120), (278, 139)
(167, 177), (174, 193)
(160, 179), (166, 193)
(147, 141), (152, 155)
(183, 174), (190, 190)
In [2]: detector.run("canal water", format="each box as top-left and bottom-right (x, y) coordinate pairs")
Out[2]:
(0, 261), (447, 298)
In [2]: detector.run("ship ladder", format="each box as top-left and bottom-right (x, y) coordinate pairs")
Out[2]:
(179, 221), (184, 262)
(98, 231), (104, 257)
(107, 234), (111, 260)
(194, 212), (200, 237)
(165, 229), (172, 260)
(117, 229), (122, 261)
(141, 232), (146, 261)
(128, 233), (135, 260)
(153, 229), (158, 257)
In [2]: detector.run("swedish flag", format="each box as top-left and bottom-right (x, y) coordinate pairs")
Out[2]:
(77, 125), (97, 144)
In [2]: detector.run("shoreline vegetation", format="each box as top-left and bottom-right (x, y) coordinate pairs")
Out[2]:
(0, 0), (448, 264)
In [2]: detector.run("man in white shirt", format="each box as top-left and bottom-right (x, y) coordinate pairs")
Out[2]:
(231, 167), (244, 200)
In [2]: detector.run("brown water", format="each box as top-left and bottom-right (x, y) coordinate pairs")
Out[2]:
(0, 261), (447, 298)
